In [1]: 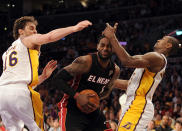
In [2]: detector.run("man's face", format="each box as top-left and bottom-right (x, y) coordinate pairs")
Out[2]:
(162, 116), (169, 126)
(19, 22), (37, 37)
(148, 121), (155, 129)
(154, 36), (172, 50)
(97, 37), (112, 61)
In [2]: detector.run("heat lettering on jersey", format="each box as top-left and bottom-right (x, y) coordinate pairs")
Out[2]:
(87, 75), (110, 85)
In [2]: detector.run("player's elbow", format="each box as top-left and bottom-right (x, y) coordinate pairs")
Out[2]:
(122, 57), (133, 67)
(41, 32), (58, 44)
(33, 34), (53, 45)
(45, 34), (56, 43)
(113, 79), (128, 90)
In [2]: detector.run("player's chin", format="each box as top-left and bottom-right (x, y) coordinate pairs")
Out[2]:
(102, 56), (111, 61)
(102, 53), (110, 58)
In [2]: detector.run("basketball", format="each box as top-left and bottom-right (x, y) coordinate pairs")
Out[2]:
(76, 89), (100, 114)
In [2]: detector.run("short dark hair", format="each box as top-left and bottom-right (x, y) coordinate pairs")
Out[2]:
(175, 120), (182, 126)
(13, 16), (38, 40)
(97, 35), (106, 44)
(167, 36), (180, 55)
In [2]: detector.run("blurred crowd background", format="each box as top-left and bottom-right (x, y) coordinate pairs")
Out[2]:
(0, 0), (182, 131)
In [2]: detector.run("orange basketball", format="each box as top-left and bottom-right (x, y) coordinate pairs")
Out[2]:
(76, 89), (100, 114)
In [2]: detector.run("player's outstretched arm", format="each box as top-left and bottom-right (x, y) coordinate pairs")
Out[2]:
(23, 20), (92, 48)
(102, 23), (164, 71)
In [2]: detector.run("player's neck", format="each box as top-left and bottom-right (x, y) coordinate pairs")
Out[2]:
(154, 49), (168, 57)
(97, 57), (110, 69)
(19, 35), (26, 40)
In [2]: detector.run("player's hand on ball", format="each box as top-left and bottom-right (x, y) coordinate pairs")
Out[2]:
(75, 93), (96, 113)
(75, 89), (100, 114)
(73, 20), (92, 32)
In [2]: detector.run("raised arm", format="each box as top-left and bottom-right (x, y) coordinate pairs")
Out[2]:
(99, 64), (120, 100)
(102, 23), (165, 73)
(23, 20), (92, 48)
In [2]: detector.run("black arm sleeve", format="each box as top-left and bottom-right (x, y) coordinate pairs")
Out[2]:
(52, 69), (76, 98)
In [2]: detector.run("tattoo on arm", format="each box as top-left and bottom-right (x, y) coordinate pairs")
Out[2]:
(64, 56), (88, 76)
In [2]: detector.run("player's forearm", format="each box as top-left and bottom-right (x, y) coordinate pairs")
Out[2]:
(31, 75), (46, 89)
(37, 74), (46, 86)
(47, 26), (75, 43)
(99, 87), (112, 100)
(109, 35), (131, 65)
(113, 79), (128, 90)
(26, 26), (76, 46)
(99, 80), (115, 100)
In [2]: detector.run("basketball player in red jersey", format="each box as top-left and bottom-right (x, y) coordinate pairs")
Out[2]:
(52, 35), (120, 131)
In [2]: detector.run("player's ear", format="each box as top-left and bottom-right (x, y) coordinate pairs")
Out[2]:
(97, 43), (99, 51)
(166, 42), (172, 49)
(18, 29), (24, 36)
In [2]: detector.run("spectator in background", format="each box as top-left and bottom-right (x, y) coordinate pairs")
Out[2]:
(168, 117), (174, 129)
(156, 115), (172, 131)
(59, 48), (78, 68)
(110, 120), (118, 131)
(48, 117), (61, 131)
(45, 115), (54, 131)
(146, 120), (156, 131)
(173, 104), (182, 120)
(154, 114), (162, 128)
(172, 120), (182, 131)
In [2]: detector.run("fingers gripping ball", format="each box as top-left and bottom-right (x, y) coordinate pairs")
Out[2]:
(77, 89), (100, 114)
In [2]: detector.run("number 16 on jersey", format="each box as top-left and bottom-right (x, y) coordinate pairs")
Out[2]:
(4, 51), (18, 71)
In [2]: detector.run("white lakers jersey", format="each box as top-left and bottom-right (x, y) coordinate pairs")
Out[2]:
(118, 54), (167, 131)
(0, 38), (39, 87)
(126, 54), (167, 101)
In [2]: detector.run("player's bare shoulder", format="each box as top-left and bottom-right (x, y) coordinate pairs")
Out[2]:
(145, 52), (165, 72)
(73, 55), (92, 68)
(73, 55), (91, 64)
(21, 35), (41, 50)
(64, 55), (92, 76)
